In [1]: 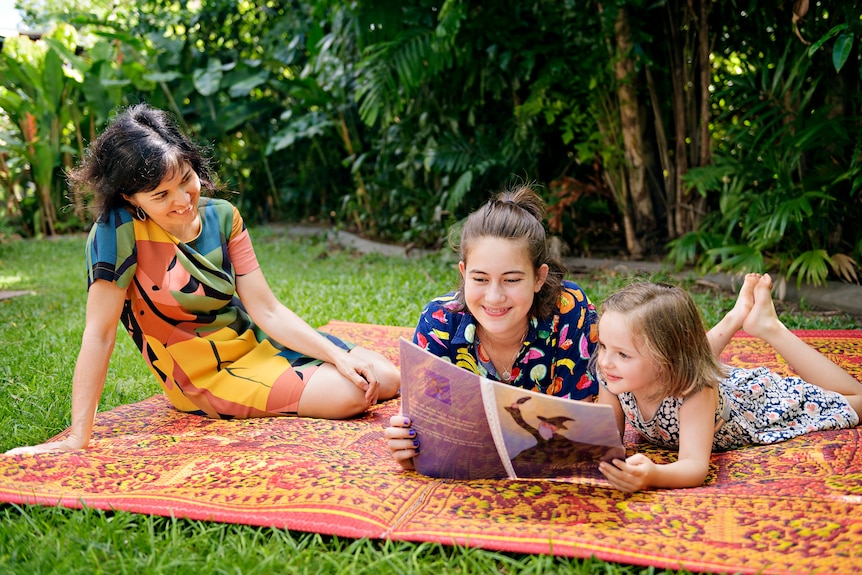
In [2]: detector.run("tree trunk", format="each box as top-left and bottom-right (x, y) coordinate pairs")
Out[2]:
(613, 7), (653, 258)
(38, 183), (57, 236)
(691, 0), (712, 230)
(659, 0), (713, 238)
(644, 62), (675, 237)
(666, 1), (690, 239)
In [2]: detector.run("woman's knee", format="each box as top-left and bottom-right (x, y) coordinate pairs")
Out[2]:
(350, 347), (401, 400)
(297, 367), (369, 419)
(375, 359), (401, 400)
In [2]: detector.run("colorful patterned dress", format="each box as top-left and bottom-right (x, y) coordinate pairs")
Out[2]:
(413, 280), (599, 400)
(87, 197), (351, 419)
(607, 367), (860, 450)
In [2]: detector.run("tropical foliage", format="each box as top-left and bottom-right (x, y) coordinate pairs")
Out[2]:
(667, 1), (862, 288)
(1, 0), (860, 285)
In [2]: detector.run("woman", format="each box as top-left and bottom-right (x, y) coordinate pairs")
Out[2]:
(7, 103), (400, 455)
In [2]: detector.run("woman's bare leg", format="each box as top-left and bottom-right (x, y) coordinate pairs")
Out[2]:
(297, 347), (400, 419)
(742, 273), (862, 418)
(297, 364), (369, 418)
(348, 347), (401, 400)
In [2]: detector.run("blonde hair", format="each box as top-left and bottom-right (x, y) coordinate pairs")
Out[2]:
(600, 282), (726, 398)
(450, 184), (565, 319)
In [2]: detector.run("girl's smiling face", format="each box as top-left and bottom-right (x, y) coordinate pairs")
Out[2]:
(124, 162), (201, 241)
(596, 310), (662, 398)
(459, 236), (548, 342)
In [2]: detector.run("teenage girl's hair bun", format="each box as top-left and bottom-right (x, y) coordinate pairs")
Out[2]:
(494, 184), (546, 222)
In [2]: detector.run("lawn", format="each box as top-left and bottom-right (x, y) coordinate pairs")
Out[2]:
(0, 229), (858, 574)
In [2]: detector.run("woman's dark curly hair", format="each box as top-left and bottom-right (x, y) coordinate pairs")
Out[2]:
(68, 103), (217, 222)
(450, 184), (565, 320)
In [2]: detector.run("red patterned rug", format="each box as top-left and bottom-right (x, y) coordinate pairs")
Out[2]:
(1, 321), (860, 574)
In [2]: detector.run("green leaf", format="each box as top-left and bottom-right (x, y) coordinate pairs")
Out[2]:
(704, 244), (765, 275)
(42, 38), (87, 75)
(226, 71), (269, 98)
(0, 90), (25, 115)
(665, 231), (702, 270)
(3, 52), (41, 98)
(832, 33), (853, 73)
(41, 48), (64, 111)
(445, 170), (473, 212)
(144, 71), (182, 83)
(32, 139), (55, 186)
(91, 29), (147, 52)
(787, 250), (830, 287)
(193, 59), (223, 97)
(265, 113), (334, 155)
(807, 23), (849, 56)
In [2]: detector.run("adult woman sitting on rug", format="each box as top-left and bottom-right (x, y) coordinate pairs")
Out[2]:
(385, 185), (600, 469)
(6, 103), (400, 456)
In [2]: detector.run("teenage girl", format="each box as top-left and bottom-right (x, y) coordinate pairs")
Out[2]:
(386, 185), (599, 469)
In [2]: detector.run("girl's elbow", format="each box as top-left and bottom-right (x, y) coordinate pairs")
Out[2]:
(672, 455), (711, 489)
(686, 463), (711, 488)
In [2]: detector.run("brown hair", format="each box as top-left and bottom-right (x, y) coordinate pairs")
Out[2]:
(599, 282), (726, 398)
(68, 103), (218, 222)
(451, 184), (565, 319)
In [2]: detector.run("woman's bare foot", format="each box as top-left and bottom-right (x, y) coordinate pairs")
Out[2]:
(725, 273), (761, 329)
(742, 273), (784, 339)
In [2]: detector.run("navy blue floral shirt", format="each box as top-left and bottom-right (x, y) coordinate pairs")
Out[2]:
(413, 280), (599, 400)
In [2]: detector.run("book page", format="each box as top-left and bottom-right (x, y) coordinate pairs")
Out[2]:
(479, 379), (518, 479)
(399, 339), (508, 479)
(487, 382), (626, 480)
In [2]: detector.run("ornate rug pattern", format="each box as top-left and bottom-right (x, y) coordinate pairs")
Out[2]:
(1, 321), (861, 574)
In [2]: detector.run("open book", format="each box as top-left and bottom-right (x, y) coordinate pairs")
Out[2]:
(399, 338), (626, 480)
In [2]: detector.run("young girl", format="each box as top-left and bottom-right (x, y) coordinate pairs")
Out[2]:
(7, 104), (400, 456)
(386, 185), (599, 469)
(596, 273), (862, 492)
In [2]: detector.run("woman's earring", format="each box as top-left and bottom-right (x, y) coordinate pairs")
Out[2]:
(134, 205), (148, 221)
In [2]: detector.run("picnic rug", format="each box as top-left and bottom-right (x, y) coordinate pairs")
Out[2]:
(1, 321), (861, 574)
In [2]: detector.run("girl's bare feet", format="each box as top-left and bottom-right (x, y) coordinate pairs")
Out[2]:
(726, 273), (761, 329)
(742, 273), (784, 340)
(705, 272), (765, 356)
(736, 272), (862, 418)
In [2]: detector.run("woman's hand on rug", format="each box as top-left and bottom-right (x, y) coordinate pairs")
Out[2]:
(5, 435), (87, 456)
(385, 415), (417, 470)
(599, 454), (656, 492)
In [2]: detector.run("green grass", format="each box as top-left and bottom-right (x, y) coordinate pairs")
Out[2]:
(0, 229), (858, 574)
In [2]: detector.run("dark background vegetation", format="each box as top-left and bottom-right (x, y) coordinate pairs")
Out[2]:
(1, 0), (861, 286)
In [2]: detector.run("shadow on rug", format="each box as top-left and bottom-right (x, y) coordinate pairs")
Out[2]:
(1, 321), (860, 575)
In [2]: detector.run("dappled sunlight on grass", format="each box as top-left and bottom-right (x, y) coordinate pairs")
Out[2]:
(0, 274), (24, 289)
